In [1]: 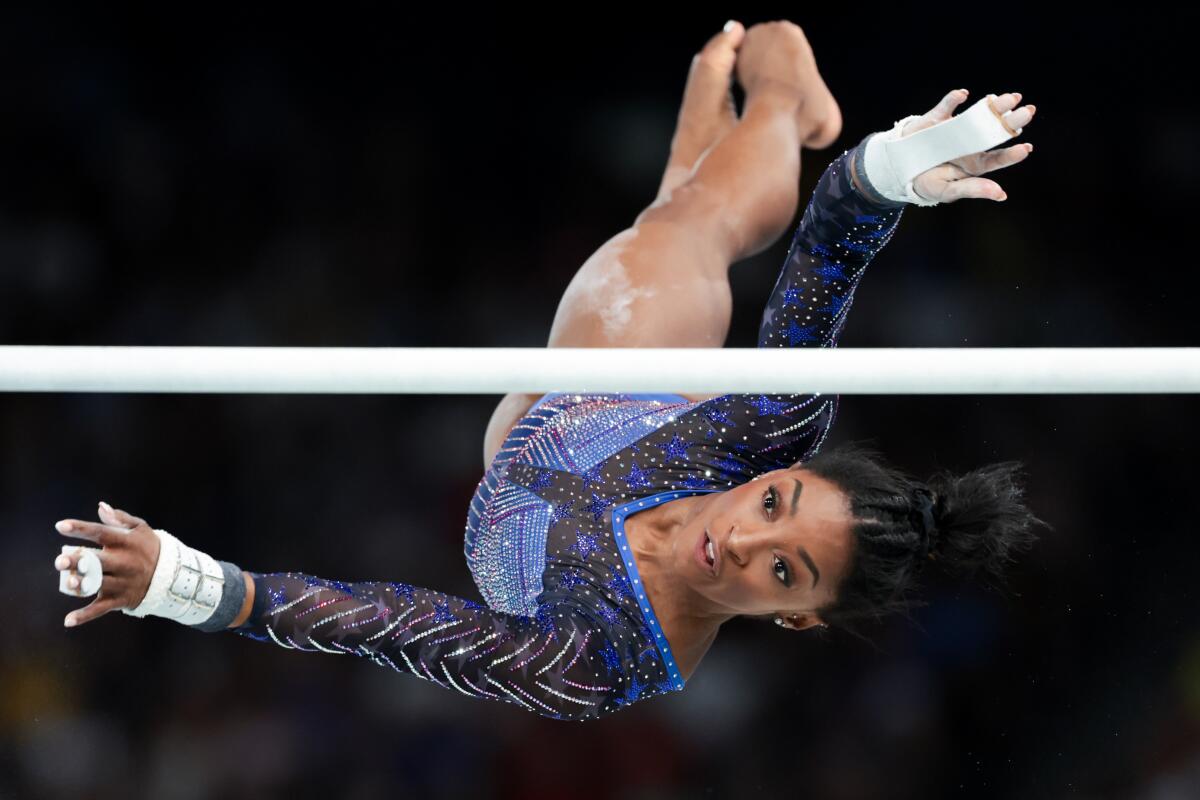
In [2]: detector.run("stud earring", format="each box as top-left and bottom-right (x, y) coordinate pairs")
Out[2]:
(774, 617), (784, 626)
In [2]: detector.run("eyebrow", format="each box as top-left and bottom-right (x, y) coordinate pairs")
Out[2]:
(788, 479), (820, 588)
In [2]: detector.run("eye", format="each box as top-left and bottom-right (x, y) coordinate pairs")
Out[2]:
(762, 485), (780, 518)
(774, 555), (790, 586)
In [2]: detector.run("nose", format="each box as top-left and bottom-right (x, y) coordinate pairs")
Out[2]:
(725, 525), (772, 568)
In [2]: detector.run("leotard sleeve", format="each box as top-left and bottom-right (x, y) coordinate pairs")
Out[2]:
(757, 141), (906, 350)
(680, 142), (909, 474)
(232, 571), (621, 721)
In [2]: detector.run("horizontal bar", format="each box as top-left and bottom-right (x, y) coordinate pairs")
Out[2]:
(0, 346), (1197, 394)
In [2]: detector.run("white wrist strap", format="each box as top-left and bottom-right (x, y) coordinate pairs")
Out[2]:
(863, 95), (1022, 207)
(121, 528), (225, 626)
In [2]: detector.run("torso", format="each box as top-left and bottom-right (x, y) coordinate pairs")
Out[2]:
(469, 388), (839, 701)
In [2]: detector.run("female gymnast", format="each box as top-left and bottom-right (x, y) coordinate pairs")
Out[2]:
(52, 21), (1049, 721)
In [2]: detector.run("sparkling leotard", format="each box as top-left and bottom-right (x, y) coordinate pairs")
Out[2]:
(229, 144), (907, 720)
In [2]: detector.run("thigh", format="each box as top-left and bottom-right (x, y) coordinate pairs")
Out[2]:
(545, 219), (732, 350)
(483, 390), (544, 468)
(483, 217), (733, 468)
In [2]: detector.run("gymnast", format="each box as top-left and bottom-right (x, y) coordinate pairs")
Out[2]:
(52, 21), (1050, 720)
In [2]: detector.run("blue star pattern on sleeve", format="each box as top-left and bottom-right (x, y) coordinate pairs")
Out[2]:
(568, 531), (600, 561)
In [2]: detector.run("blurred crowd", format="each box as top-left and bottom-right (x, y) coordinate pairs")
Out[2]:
(1, 7), (1197, 799)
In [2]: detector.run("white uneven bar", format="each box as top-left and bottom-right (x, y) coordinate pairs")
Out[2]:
(0, 346), (1198, 394)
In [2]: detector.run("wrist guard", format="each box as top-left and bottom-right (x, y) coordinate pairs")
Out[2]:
(59, 528), (246, 631)
(862, 94), (1022, 207)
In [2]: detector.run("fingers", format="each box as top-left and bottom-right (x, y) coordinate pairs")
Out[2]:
(943, 175), (1007, 203)
(56, 519), (127, 548)
(55, 502), (151, 627)
(65, 594), (123, 628)
(927, 90), (1037, 135)
(55, 545), (105, 573)
(1006, 103), (1036, 130)
(54, 544), (111, 596)
(932, 88), (970, 118)
(98, 501), (146, 530)
(985, 92), (1036, 136)
(904, 88), (971, 136)
(975, 142), (1034, 176)
(988, 91), (1022, 113)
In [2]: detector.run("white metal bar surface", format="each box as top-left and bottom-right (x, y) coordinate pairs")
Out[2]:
(0, 346), (1197, 394)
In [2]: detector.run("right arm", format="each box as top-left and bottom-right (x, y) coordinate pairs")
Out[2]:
(54, 510), (626, 721)
(227, 569), (624, 721)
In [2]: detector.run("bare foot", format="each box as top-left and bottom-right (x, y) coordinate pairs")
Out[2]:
(735, 21), (842, 150)
(656, 21), (746, 201)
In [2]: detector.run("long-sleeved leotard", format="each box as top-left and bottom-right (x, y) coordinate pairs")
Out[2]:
(228, 141), (906, 720)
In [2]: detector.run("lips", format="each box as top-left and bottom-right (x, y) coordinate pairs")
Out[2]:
(708, 530), (720, 577)
(696, 527), (719, 577)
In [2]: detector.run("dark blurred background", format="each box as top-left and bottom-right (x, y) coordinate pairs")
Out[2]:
(2, 5), (1198, 799)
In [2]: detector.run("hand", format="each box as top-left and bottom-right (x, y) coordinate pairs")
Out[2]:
(54, 502), (160, 627)
(904, 90), (1037, 203)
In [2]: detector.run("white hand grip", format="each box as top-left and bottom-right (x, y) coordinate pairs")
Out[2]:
(863, 95), (1021, 206)
(58, 545), (103, 597)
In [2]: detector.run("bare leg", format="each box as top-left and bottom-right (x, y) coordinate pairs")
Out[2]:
(482, 25), (838, 467)
(655, 22), (745, 203)
(546, 86), (819, 351)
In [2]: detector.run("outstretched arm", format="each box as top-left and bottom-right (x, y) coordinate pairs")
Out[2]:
(231, 570), (621, 721)
(756, 143), (905, 350)
(53, 505), (624, 721)
(758, 88), (1036, 349)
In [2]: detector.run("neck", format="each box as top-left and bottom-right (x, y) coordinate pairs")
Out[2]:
(624, 495), (736, 676)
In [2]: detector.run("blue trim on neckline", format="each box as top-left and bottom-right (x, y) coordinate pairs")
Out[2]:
(610, 488), (721, 692)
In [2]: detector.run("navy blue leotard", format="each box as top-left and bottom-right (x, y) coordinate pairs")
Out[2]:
(228, 143), (907, 720)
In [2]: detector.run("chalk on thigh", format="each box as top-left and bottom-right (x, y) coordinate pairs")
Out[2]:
(482, 219), (731, 467)
(545, 221), (733, 349)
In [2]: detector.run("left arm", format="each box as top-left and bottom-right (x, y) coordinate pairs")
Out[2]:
(756, 141), (905, 350)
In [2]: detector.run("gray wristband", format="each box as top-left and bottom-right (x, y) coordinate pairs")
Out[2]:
(189, 560), (247, 632)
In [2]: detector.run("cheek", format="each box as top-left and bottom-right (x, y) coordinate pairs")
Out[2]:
(705, 574), (772, 610)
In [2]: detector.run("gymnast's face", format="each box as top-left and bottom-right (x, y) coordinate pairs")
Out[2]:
(676, 467), (854, 629)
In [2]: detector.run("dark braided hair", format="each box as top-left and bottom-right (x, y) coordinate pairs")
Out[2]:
(794, 439), (1051, 640)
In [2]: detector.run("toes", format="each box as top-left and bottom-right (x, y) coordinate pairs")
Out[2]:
(679, 22), (744, 128)
(697, 20), (744, 75)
